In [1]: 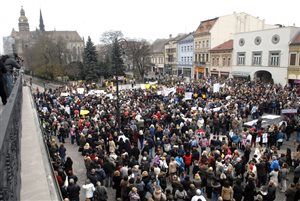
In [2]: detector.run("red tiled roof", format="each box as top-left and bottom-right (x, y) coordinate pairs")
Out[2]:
(210, 40), (233, 52)
(195, 18), (218, 34)
(291, 32), (300, 45)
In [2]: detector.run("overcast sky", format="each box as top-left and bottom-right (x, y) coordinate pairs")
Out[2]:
(1, 0), (300, 53)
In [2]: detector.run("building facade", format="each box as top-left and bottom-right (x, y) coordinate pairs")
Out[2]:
(193, 12), (275, 79)
(232, 27), (300, 85)
(177, 33), (194, 79)
(149, 39), (168, 77)
(164, 34), (186, 76)
(288, 33), (300, 85)
(209, 40), (233, 79)
(193, 18), (217, 79)
(3, 7), (84, 63)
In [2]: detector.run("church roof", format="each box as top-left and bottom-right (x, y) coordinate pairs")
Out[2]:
(44, 31), (83, 42)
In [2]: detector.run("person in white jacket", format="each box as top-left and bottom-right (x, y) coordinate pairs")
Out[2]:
(82, 179), (95, 201)
(191, 189), (207, 201)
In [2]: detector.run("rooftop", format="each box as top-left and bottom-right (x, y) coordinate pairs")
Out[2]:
(210, 40), (233, 51)
(195, 18), (218, 34)
(290, 32), (300, 45)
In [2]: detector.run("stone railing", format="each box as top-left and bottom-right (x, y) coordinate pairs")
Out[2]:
(0, 75), (22, 201)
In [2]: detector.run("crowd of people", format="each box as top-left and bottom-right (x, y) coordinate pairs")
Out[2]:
(34, 77), (300, 201)
(0, 54), (22, 105)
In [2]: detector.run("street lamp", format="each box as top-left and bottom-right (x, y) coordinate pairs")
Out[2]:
(114, 38), (127, 135)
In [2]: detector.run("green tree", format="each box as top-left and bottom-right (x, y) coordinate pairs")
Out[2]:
(111, 38), (125, 76)
(82, 36), (99, 81)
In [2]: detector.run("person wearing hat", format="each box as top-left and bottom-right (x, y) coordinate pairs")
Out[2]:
(211, 178), (221, 201)
(191, 189), (206, 201)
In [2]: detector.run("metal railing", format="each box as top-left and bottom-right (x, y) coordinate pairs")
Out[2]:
(0, 75), (22, 201)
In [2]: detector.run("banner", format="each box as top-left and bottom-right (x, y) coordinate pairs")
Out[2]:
(213, 83), (220, 93)
(77, 88), (85, 94)
(281, 109), (298, 114)
(183, 92), (193, 101)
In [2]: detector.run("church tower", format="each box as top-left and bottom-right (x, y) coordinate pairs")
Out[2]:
(18, 6), (30, 32)
(39, 9), (45, 32)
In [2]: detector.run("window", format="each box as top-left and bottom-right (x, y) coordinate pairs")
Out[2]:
(239, 38), (245, 46)
(191, 46), (193, 51)
(290, 53), (296, 66)
(227, 57), (231, 66)
(272, 34), (280, 44)
(206, 54), (209, 62)
(206, 40), (209, 47)
(181, 57), (183, 62)
(252, 52), (262, 65)
(222, 57), (226, 66)
(254, 36), (262, 45)
(181, 47), (183, 52)
(212, 58), (215, 66)
(237, 52), (245, 65)
(269, 51), (280, 66)
(187, 46), (190, 51)
(184, 46), (186, 52)
(216, 58), (219, 66)
(195, 54), (197, 62)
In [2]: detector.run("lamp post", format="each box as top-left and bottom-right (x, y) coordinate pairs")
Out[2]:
(114, 38), (127, 135)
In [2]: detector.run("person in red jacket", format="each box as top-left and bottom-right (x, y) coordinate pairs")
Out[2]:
(183, 151), (192, 174)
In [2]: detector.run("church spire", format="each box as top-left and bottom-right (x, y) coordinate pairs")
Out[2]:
(39, 9), (45, 32)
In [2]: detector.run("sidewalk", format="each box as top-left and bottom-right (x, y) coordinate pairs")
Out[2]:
(20, 86), (59, 201)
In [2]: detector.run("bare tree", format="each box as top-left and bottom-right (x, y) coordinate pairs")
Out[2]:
(126, 39), (151, 81)
(100, 30), (123, 44)
(23, 34), (68, 79)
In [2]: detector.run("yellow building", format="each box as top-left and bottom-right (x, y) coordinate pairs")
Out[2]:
(193, 18), (218, 79)
(288, 33), (300, 85)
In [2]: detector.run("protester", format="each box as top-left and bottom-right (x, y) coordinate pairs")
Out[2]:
(34, 77), (300, 201)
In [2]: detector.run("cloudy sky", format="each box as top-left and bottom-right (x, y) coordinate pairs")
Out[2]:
(1, 0), (299, 53)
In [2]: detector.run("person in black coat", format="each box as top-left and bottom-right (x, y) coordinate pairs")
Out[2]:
(243, 179), (256, 201)
(233, 179), (243, 201)
(0, 58), (7, 105)
(267, 180), (277, 201)
(67, 178), (81, 201)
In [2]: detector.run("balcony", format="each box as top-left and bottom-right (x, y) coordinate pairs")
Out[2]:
(194, 61), (206, 65)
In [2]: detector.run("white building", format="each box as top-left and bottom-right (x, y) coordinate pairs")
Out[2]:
(210, 12), (275, 48)
(232, 26), (300, 85)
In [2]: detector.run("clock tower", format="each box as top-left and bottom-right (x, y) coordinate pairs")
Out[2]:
(18, 6), (29, 32)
